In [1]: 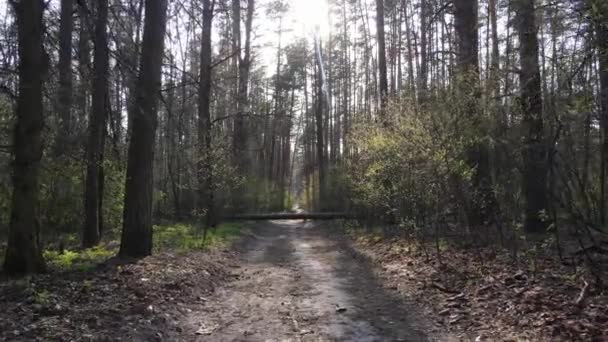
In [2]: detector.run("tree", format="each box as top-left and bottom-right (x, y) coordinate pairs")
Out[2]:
(3, 0), (47, 274)
(198, 0), (215, 229)
(314, 34), (327, 210)
(515, 0), (549, 233)
(55, 0), (74, 151)
(83, 0), (109, 248)
(119, 0), (168, 257)
(375, 0), (388, 118)
(418, 0), (428, 105)
(232, 0), (255, 211)
(591, 0), (608, 223)
(454, 0), (493, 226)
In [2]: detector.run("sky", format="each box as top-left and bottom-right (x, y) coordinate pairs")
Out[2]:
(256, 0), (331, 73)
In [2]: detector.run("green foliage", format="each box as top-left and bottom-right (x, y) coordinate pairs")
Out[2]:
(39, 157), (85, 235)
(43, 246), (115, 272)
(153, 221), (247, 252)
(33, 289), (52, 305)
(343, 96), (475, 227)
(101, 157), (126, 236)
(11, 221), (246, 272)
(37, 150), (125, 240)
(240, 176), (291, 212)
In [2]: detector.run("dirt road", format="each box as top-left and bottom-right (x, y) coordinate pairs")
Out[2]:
(185, 220), (444, 341)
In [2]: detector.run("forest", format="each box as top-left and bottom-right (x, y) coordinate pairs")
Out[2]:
(0, 0), (607, 340)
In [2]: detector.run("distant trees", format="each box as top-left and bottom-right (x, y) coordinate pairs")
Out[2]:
(1, 0), (607, 274)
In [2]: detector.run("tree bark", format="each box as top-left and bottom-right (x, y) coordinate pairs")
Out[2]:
(419, 0), (428, 105)
(83, 0), (109, 248)
(77, 0), (90, 125)
(515, 0), (549, 233)
(3, 0), (47, 274)
(591, 0), (608, 224)
(375, 0), (388, 119)
(233, 0), (254, 211)
(119, 0), (168, 257)
(56, 0), (74, 151)
(454, 0), (494, 226)
(314, 35), (327, 210)
(198, 0), (215, 229)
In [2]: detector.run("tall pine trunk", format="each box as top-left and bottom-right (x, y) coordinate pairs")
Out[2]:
(233, 0), (255, 211)
(454, 0), (494, 226)
(592, 0), (608, 223)
(198, 0), (215, 229)
(3, 0), (47, 274)
(515, 0), (549, 233)
(375, 0), (388, 119)
(120, 0), (168, 257)
(83, 0), (109, 248)
(314, 36), (327, 210)
(56, 0), (74, 151)
(418, 0), (428, 105)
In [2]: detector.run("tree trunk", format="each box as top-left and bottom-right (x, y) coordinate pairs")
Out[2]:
(489, 0), (500, 99)
(419, 0), (428, 105)
(77, 1), (90, 129)
(314, 35), (327, 210)
(119, 0), (168, 258)
(454, 0), (494, 226)
(375, 0), (388, 119)
(56, 0), (74, 151)
(83, 0), (109, 248)
(198, 0), (215, 229)
(233, 0), (255, 211)
(3, 0), (47, 274)
(232, 0), (244, 167)
(591, 0), (608, 224)
(515, 0), (549, 233)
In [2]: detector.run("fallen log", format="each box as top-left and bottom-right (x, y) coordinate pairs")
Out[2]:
(225, 212), (355, 221)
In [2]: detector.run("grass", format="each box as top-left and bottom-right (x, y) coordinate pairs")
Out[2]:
(1, 221), (247, 273)
(43, 246), (115, 272)
(153, 221), (247, 252)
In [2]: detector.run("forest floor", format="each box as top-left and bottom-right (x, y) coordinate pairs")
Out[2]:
(0, 220), (447, 341)
(1, 220), (606, 341)
(343, 225), (608, 341)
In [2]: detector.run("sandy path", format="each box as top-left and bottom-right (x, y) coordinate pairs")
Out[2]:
(184, 220), (442, 341)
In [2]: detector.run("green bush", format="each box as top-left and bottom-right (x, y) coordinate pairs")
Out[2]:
(343, 96), (476, 230)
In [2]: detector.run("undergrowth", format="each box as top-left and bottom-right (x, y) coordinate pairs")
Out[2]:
(34, 221), (246, 272)
(153, 221), (247, 252)
(44, 247), (115, 272)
